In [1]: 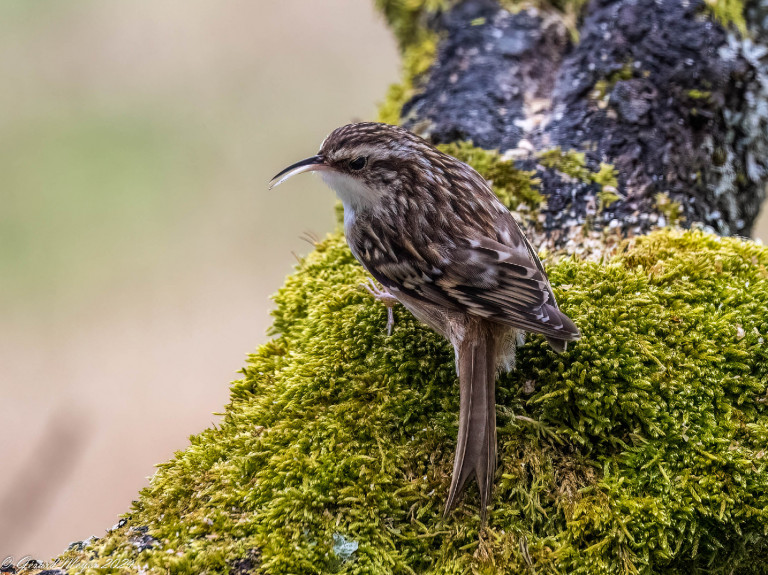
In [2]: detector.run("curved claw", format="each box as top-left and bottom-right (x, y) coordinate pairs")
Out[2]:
(361, 279), (398, 335)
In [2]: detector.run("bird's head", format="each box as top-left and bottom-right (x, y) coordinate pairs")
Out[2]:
(269, 122), (437, 210)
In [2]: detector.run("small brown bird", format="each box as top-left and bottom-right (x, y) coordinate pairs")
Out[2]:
(271, 122), (580, 521)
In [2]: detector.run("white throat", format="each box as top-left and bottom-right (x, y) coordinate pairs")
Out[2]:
(319, 170), (377, 213)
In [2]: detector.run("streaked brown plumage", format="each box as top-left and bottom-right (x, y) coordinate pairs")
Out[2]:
(271, 122), (580, 521)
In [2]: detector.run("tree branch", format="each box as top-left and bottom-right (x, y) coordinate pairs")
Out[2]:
(401, 0), (768, 242)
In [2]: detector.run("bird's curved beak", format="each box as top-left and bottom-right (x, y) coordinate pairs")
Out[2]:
(269, 155), (328, 189)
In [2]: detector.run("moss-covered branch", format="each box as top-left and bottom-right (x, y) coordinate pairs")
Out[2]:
(54, 226), (768, 573)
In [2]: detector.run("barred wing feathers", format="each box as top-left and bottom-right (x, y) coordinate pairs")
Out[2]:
(358, 215), (580, 341)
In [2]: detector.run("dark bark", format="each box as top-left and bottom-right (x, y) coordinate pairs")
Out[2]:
(402, 0), (768, 242)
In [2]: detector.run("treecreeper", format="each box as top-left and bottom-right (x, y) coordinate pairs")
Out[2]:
(270, 122), (580, 521)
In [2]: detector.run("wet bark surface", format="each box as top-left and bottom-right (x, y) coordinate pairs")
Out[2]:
(403, 0), (768, 242)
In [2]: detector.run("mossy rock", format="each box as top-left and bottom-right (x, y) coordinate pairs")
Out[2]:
(57, 226), (768, 574)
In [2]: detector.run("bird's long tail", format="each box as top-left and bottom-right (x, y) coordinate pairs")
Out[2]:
(444, 321), (498, 522)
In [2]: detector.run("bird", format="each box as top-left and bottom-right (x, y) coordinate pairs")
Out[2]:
(270, 122), (580, 521)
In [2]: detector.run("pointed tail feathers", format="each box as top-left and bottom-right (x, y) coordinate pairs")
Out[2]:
(546, 336), (568, 353)
(444, 321), (498, 522)
(544, 303), (580, 353)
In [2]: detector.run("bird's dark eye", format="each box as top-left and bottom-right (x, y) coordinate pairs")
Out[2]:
(348, 156), (367, 170)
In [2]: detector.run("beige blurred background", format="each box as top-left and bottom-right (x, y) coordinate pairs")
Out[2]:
(0, 0), (398, 560)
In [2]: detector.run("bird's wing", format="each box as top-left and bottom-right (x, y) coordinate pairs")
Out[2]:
(361, 217), (579, 341)
(439, 235), (579, 339)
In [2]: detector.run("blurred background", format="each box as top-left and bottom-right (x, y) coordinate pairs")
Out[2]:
(2, 0), (767, 563)
(0, 0), (398, 559)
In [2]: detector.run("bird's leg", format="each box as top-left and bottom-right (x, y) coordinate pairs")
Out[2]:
(361, 278), (397, 335)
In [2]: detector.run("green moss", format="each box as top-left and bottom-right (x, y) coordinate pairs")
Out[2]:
(538, 148), (622, 214)
(546, 0), (590, 12)
(377, 33), (437, 125)
(499, 0), (589, 40)
(655, 192), (683, 226)
(688, 89), (713, 101)
(596, 188), (620, 212)
(591, 61), (634, 103)
(374, 0), (593, 124)
(540, 147), (623, 214)
(374, 0), (592, 124)
(592, 162), (619, 190)
(374, 0), (450, 51)
(539, 146), (593, 182)
(57, 227), (768, 574)
(703, 0), (747, 35)
(437, 141), (543, 211)
(592, 163), (621, 211)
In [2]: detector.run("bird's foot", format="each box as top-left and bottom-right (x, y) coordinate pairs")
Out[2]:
(361, 278), (398, 335)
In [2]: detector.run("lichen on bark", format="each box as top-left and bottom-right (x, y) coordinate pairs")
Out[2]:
(386, 0), (768, 240)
